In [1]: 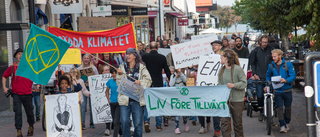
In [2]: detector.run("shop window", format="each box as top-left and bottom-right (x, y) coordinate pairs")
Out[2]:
(134, 16), (149, 44)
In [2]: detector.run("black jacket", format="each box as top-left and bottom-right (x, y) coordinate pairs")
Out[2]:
(142, 50), (171, 87)
(249, 45), (274, 80)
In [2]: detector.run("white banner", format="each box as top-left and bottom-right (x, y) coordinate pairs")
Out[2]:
(197, 55), (248, 86)
(158, 48), (171, 57)
(49, 0), (82, 14)
(170, 36), (216, 68)
(191, 34), (218, 41)
(88, 74), (113, 124)
(45, 93), (81, 137)
(117, 78), (144, 102)
(144, 86), (231, 117)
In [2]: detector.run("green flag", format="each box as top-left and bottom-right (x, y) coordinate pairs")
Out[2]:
(16, 23), (71, 85)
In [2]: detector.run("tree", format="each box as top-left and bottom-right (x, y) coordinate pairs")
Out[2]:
(210, 5), (241, 34)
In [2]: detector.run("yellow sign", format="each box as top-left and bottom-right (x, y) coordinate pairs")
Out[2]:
(59, 49), (81, 64)
(186, 78), (195, 86)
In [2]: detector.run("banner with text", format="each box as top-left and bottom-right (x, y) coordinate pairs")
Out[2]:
(117, 78), (144, 102)
(144, 85), (231, 117)
(170, 36), (216, 68)
(48, 23), (137, 53)
(197, 55), (248, 86)
(191, 34), (218, 41)
(88, 74), (113, 124)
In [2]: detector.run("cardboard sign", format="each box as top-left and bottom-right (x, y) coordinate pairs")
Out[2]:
(170, 36), (216, 68)
(78, 17), (117, 31)
(117, 78), (144, 102)
(80, 68), (96, 87)
(197, 55), (248, 86)
(88, 74), (113, 124)
(144, 85), (231, 117)
(45, 93), (81, 137)
(60, 49), (81, 64)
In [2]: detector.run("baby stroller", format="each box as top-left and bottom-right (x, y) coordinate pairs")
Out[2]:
(246, 72), (260, 117)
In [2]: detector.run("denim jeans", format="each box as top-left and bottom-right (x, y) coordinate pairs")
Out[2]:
(32, 93), (40, 117)
(13, 94), (35, 129)
(255, 82), (265, 113)
(175, 116), (188, 128)
(274, 91), (292, 127)
(144, 107), (162, 127)
(81, 95), (94, 128)
(120, 100), (144, 137)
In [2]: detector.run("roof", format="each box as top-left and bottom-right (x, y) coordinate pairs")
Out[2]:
(195, 0), (212, 7)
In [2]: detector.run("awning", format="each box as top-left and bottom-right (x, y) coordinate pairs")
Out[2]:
(148, 11), (157, 18)
(165, 12), (187, 18)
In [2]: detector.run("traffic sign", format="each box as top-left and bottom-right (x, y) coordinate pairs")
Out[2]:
(313, 61), (320, 107)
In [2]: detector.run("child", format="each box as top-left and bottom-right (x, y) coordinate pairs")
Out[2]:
(105, 68), (122, 137)
(62, 73), (82, 93)
(169, 68), (189, 134)
(56, 75), (72, 94)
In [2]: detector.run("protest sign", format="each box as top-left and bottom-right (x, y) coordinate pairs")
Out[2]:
(186, 78), (195, 86)
(158, 48), (171, 57)
(170, 36), (216, 68)
(117, 78), (144, 102)
(88, 74), (113, 124)
(60, 49), (81, 64)
(197, 55), (248, 86)
(48, 23), (137, 53)
(191, 34), (218, 41)
(144, 85), (231, 117)
(79, 68), (96, 87)
(45, 93), (81, 137)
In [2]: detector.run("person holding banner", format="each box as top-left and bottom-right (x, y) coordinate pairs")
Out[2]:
(218, 49), (247, 137)
(116, 48), (152, 137)
(78, 54), (99, 129)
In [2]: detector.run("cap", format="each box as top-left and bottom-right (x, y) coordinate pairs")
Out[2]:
(210, 40), (222, 46)
(14, 48), (23, 58)
(174, 37), (179, 41)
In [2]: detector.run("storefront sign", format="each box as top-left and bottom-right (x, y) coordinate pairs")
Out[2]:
(132, 8), (148, 15)
(144, 86), (231, 117)
(49, 0), (82, 14)
(92, 6), (112, 17)
(48, 23), (137, 53)
(178, 18), (189, 26)
(112, 6), (129, 16)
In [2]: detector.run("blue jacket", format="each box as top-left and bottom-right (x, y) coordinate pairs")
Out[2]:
(266, 59), (296, 92)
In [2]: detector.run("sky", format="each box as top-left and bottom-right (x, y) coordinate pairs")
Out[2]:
(216, 0), (235, 7)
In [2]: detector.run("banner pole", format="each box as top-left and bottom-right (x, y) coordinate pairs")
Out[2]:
(76, 48), (137, 81)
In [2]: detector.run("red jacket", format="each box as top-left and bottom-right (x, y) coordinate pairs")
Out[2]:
(3, 62), (33, 95)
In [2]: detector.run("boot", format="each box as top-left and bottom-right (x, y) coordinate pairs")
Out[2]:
(17, 129), (23, 137)
(27, 126), (33, 136)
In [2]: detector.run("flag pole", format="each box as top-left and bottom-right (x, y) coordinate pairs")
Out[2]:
(75, 48), (137, 81)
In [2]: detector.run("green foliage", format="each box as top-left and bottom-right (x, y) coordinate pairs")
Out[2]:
(232, 0), (320, 50)
(210, 5), (241, 33)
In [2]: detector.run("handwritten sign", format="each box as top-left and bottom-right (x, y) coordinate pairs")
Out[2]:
(78, 17), (117, 31)
(186, 78), (195, 86)
(80, 68), (96, 87)
(144, 85), (231, 117)
(88, 74), (113, 124)
(171, 36), (216, 68)
(117, 78), (144, 102)
(158, 48), (171, 57)
(197, 55), (248, 86)
(191, 34), (218, 41)
(60, 49), (81, 64)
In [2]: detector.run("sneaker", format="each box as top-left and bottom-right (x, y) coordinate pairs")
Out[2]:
(144, 122), (151, 133)
(130, 127), (134, 135)
(213, 130), (220, 137)
(207, 122), (211, 131)
(184, 124), (189, 132)
(175, 128), (181, 134)
(258, 113), (264, 121)
(192, 120), (197, 126)
(36, 116), (40, 121)
(90, 124), (95, 128)
(199, 127), (205, 134)
(17, 129), (23, 137)
(280, 126), (287, 133)
(286, 124), (290, 131)
(104, 129), (110, 136)
(27, 126), (33, 136)
(156, 126), (162, 132)
(164, 121), (169, 127)
(171, 116), (175, 121)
